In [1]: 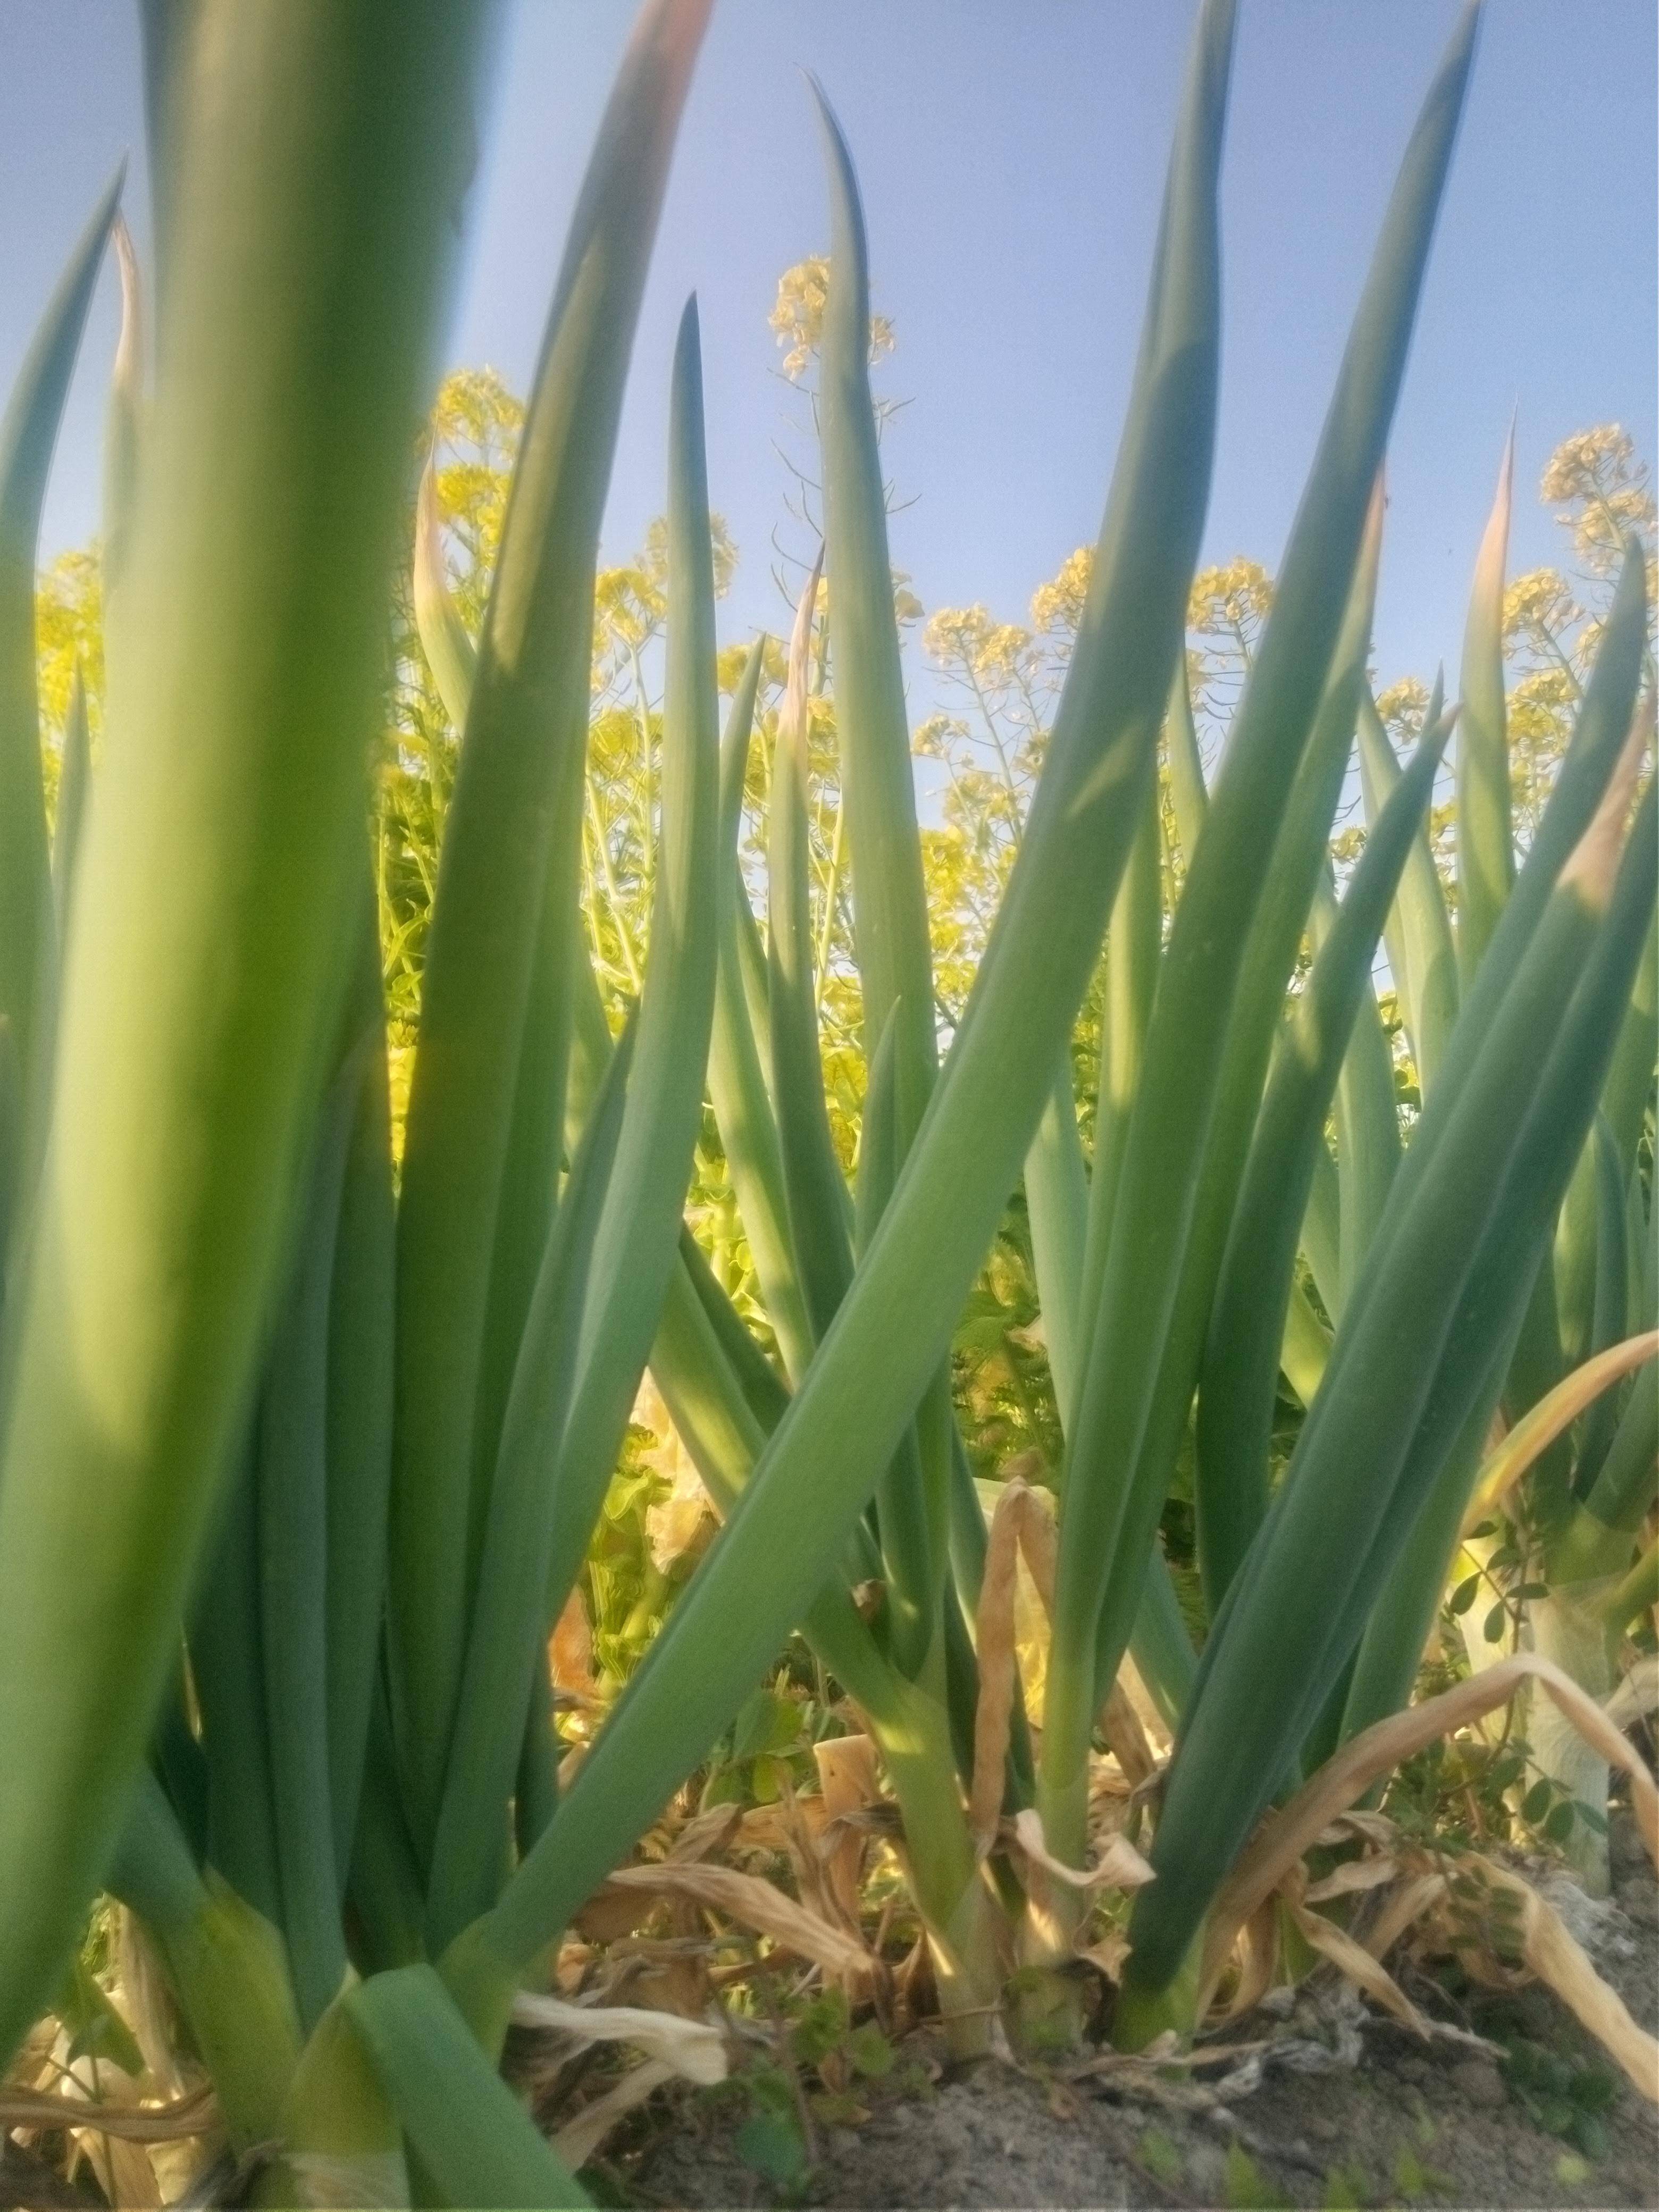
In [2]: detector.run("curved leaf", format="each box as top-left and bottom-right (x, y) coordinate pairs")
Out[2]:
(389, 0), (709, 1844)
(0, 4), (489, 2057)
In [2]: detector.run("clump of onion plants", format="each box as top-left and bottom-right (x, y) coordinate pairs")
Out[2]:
(0, 0), (1650, 2201)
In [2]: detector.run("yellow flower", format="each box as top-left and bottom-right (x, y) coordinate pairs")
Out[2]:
(768, 255), (894, 381)
(1029, 547), (1093, 637)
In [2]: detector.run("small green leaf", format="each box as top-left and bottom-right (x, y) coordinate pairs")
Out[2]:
(1224, 2142), (1277, 2209)
(1544, 1799), (1576, 1846)
(846, 2021), (894, 2079)
(57, 1955), (145, 2079)
(1572, 2066), (1617, 2115)
(789, 1989), (849, 2067)
(1393, 2143), (1452, 2201)
(1139, 2130), (1184, 2189)
(735, 2109), (807, 2188)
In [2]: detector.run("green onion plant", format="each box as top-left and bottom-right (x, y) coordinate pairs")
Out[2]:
(0, 0), (1651, 2197)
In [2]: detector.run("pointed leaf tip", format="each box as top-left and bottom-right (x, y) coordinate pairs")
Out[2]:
(672, 291), (703, 392)
(1561, 695), (1652, 907)
(1471, 423), (1515, 596)
(809, 79), (867, 256)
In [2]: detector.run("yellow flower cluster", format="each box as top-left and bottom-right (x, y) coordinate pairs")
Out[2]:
(1540, 424), (1655, 581)
(1187, 556), (1274, 649)
(33, 547), (103, 749)
(1029, 547), (1093, 638)
(767, 255), (895, 382)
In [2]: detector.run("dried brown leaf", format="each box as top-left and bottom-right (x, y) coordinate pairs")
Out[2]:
(1200, 1652), (1658, 2010)
(601, 1861), (871, 1980)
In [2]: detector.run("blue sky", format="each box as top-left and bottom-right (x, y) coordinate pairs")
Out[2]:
(2, 1), (1654, 709)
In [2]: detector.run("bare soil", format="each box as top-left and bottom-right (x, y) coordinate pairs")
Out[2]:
(601, 1822), (1658, 2212)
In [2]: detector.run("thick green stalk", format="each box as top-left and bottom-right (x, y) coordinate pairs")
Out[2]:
(426, 1019), (633, 1950)
(411, 449), (587, 1577)
(323, 911), (398, 1884)
(470, 735), (589, 1571)
(1529, 1506), (1630, 1892)
(1302, 1141), (1344, 1322)
(708, 635), (815, 1381)
(1555, 893), (1657, 1368)
(190, 1444), (283, 1928)
(1605, 1537), (1658, 1635)
(256, 1050), (364, 2030)
(1600, 908), (1657, 1169)
(856, 1010), (941, 1677)
(516, 1650), (560, 1857)
(676, 1220), (794, 1436)
(1164, 656), (1208, 869)
(769, 560), (857, 1344)
(766, 601), (933, 1665)
(481, 0), (1230, 1972)
(107, 1771), (301, 2154)
(812, 89), (936, 1134)
(1456, 423), (1515, 988)
(1075, 773), (1162, 1388)
(0, 0), (491, 2059)
(412, 457), (479, 734)
(1573, 1118), (1630, 1494)
(259, 1994), (406, 2212)
(1280, 1279), (1331, 1405)
(1583, 1362), (1659, 1534)
(1633, 1160), (1657, 1333)
(1044, 760), (1203, 1725)
(389, 0), (708, 1846)
(815, 93), (957, 1640)
(540, 298), (721, 1638)
(1025, 1043), (1197, 1723)
(348, 1677), (429, 1975)
(1340, 1362), (1506, 1741)
(1196, 719), (1447, 1606)
(762, 617), (932, 1663)
(135, 0), (202, 312)
(1354, 685), (1458, 1095)
(1025, 1057), (1091, 1428)
(854, 1666), (1004, 2054)
(152, 1654), (209, 1863)
(348, 1967), (587, 2208)
(1319, 867), (1403, 1312)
